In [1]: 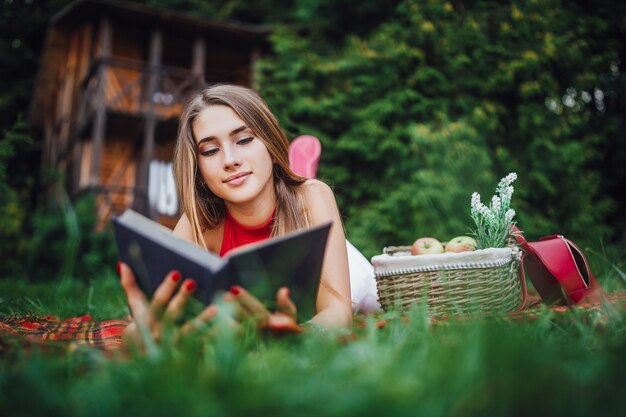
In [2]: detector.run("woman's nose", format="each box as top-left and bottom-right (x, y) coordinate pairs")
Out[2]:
(222, 146), (242, 170)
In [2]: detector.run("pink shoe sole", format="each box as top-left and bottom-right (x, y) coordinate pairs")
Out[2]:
(289, 135), (322, 179)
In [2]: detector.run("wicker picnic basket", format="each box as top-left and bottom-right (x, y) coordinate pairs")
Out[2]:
(372, 246), (525, 315)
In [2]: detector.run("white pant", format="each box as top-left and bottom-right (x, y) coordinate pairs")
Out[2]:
(346, 240), (381, 313)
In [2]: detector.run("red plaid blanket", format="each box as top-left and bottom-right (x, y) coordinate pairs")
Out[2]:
(0, 314), (129, 351)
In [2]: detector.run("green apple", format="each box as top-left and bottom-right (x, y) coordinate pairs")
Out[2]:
(444, 236), (477, 253)
(411, 237), (445, 255)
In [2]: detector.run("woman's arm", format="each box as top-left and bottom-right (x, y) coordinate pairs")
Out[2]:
(173, 212), (221, 253)
(302, 180), (353, 328)
(173, 212), (194, 240)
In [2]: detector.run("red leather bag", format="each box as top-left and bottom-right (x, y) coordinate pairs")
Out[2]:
(511, 227), (605, 305)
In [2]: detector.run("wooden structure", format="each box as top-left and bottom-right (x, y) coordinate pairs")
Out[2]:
(30, 0), (268, 227)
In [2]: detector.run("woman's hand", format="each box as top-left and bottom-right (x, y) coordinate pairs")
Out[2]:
(119, 262), (217, 352)
(119, 262), (304, 353)
(226, 286), (303, 335)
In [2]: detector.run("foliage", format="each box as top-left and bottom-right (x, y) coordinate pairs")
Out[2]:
(27, 193), (118, 282)
(0, 117), (33, 276)
(0, 0), (70, 133)
(0, 2), (624, 414)
(1, 277), (625, 416)
(256, 0), (626, 256)
(0, 1), (624, 262)
(0, 0), (75, 275)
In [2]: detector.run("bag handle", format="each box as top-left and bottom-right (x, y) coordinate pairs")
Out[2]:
(559, 236), (605, 304)
(509, 225), (605, 305)
(510, 225), (529, 250)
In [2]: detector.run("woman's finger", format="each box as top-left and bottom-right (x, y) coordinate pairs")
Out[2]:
(266, 313), (303, 334)
(149, 270), (183, 317)
(275, 287), (297, 320)
(164, 279), (197, 321)
(221, 292), (248, 322)
(180, 304), (219, 334)
(229, 286), (271, 322)
(119, 262), (149, 319)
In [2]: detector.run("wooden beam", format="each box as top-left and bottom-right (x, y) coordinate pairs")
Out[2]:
(192, 36), (206, 77)
(58, 30), (79, 171)
(70, 24), (93, 196)
(250, 47), (261, 89)
(134, 28), (162, 217)
(90, 16), (112, 186)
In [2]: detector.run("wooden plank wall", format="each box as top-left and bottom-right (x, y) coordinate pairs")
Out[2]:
(97, 136), (137, 220)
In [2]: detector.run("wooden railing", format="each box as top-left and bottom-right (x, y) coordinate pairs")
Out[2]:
(80, 57), (206, 122)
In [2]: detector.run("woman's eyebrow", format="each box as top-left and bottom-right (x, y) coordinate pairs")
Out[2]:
(197, 125), (249, 145)
(229, 125), (248, 136)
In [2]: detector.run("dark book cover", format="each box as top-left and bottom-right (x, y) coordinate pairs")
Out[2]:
(112, 210), (331, 318)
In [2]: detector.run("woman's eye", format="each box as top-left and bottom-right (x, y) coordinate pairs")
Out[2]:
(200, 147), (219, 157)
(237, 136), (254, 145)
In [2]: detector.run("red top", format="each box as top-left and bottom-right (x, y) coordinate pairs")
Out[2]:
(219, 209), (274, 256)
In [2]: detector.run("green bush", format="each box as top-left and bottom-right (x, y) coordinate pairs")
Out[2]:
(0, 122), (116, 281)
(257, 0), (625, 256)
(27, 193), (117, 281)
(0, 117), (32, 276)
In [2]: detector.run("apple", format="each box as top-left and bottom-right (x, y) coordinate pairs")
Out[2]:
(411, 237), (444, 255)
(444, 236), (477, 253)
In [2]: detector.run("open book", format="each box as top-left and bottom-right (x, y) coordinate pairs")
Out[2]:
(112, 210), (331, 317)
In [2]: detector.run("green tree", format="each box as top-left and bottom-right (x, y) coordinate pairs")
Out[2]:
(2, 0), (624, 265)
(258, 0), (626, 255)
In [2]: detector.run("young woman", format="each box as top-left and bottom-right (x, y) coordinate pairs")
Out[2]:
(120, 85), (352, 348)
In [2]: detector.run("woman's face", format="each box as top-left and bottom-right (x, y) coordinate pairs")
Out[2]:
(193, 105), (275, 206)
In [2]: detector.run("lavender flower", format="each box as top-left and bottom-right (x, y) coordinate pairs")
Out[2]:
(469, 173), (518, 249)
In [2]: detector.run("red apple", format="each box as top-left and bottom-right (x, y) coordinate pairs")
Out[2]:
(411, 237), (444, 255)
(444, 236), (477, 253)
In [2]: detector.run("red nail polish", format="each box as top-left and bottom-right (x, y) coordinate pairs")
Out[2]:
(230, 286), (240, 295)
(171, 271), (181, 282)
(117, 261), (122, 276)
(285, 288), (290, 298)
(185, 280), (197, 291)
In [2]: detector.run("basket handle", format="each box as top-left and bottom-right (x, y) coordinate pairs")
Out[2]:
(383, 246), (413, 255)
(516, 252), (529, 311)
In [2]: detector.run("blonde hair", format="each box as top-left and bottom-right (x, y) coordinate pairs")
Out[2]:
(173, 84), (310, 247)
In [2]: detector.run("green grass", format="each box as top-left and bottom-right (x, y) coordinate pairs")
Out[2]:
(1, 270), (625, 417)
(0, 272), (128, 320)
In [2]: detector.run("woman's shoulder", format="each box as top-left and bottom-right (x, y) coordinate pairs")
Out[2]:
(300, 179), (340, 223)
(173, 213), (193, 239)
(301, 179), (335, 199)
(173, 212), (223, 253)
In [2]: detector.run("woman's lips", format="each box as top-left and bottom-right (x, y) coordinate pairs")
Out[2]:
(224, 172), (251, 186)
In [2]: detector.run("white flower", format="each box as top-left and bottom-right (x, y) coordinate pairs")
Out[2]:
(471, 192), (481, 216)
(497, 172), (517, 194)
(490, 195), (502, 214)
(500, 185), (514, 207)
(481, 205), (495, 224)
(505, 209), (516, 223)
(471, 192), (495, 224)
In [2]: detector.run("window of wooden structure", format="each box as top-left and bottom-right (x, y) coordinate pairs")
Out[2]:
(162, 34), (192, 70)
(112, 24), (149, 62)
(205, 45), (250, 85)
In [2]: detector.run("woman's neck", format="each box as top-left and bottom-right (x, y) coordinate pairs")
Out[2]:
(224, 193), (277, 227)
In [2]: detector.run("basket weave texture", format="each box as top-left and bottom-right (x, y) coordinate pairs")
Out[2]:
(372, 246), (523, 315)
